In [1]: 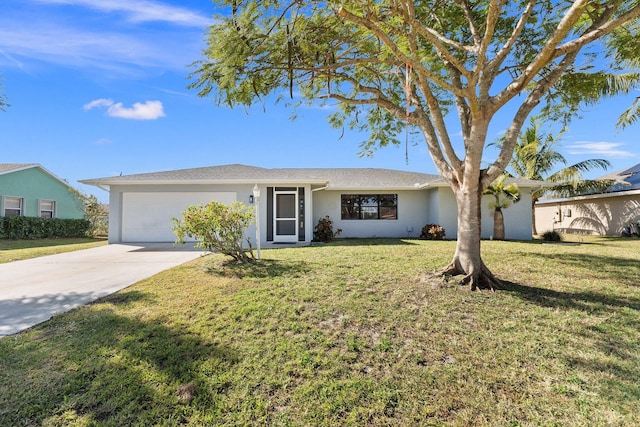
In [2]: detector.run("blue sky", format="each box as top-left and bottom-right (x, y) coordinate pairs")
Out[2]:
(1, 0), (639, 203)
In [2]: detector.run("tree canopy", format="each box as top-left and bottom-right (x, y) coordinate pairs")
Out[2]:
(191, 0), (640, 289)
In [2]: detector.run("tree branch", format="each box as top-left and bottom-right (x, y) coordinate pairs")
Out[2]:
(452, 0), (481, 46)
(491, 0), (590, 111)
(474, 0), (508, 86)
(553, 4), (640, 60)
(484, 0), (537, 89)
(337, 6), (466, 97)
(413, 72), (464, 181)
(486, 50), (579, 184)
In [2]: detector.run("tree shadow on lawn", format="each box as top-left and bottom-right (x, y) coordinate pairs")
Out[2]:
(500, 280), (640, 313)
(510, 250), (640, 285)
(0, 298), (238, 426)
(500, 279), (640, 404)
(205, 258), (312, 279)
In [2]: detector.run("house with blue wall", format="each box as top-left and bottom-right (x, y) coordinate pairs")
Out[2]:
(0, 164), (85, 219)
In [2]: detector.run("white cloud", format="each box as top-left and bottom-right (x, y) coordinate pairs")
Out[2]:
(32, 0), (212, 27)
(0, 22), (194, 73)
(83, 98), (114, 110)
(0, 1), (211, 75)
(84, 98), (165, 120)
(566, 141), (636, 158)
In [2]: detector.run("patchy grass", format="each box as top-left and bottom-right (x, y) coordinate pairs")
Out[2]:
(1, 238), (639, 426)
(0, 238), (107, 263)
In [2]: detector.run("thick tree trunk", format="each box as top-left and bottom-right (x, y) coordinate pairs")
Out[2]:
(442, 180), (502, 291)
(493, 208), (505, 240)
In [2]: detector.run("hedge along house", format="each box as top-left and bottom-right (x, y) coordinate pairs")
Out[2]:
(0, 164), (85, 220)
(535, 163), (640, 236)
(80, 164), (543, 245)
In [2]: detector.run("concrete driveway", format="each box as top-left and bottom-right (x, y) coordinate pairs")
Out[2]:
(0, 243), (203, 337)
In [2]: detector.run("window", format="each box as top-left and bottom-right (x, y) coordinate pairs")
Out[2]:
(39, 200), (56, 219)
(3, 196), (24, 217)
(341, 194), (398, 220)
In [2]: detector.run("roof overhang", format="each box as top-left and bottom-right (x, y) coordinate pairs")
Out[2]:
(537, 188), (640, 204)
(79, 178), (330, 187)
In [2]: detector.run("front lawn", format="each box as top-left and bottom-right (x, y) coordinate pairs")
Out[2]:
(1, 238), (639, 425)
(0, 238), (107, 264)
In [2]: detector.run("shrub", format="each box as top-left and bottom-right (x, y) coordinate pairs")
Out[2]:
(420, 224), (446, 240)
(313, 216), (342, 242)
(84, 195), (109, 238)
(0, 217), (91, 240)
(541, 230), (562, 242)
(172, 201), (255, 263)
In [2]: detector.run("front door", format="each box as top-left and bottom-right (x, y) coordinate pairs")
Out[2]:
(274, 190), (298, 242)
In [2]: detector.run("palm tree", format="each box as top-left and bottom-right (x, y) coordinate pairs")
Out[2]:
(493, 117), (612, 235)
(483, 174), (520, 240)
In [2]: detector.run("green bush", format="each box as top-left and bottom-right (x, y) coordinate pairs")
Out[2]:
(541, 230), (562, 241)
(173, 201), (255, 263)
(83, 195), (109, 238)
(420, 224), (446, 240)
(313, 216), (342, 243)
(0, 217), (91, 240)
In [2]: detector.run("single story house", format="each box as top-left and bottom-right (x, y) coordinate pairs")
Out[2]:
(535, 163), (640, 236)
(0, 163), (85, 219)
(80, 164), (543, 244)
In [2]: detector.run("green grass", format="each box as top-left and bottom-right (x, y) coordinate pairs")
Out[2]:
(0, 238), (107, 263)
(1, 237), (639, 426)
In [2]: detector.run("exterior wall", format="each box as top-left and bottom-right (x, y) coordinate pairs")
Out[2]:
(425, 187), (533, 240)
(106, 183), (536, 244)
(110, 184), (243, 243)
(482, 188), (534, 240)
(535, 191), (640, 236)
(310, 186), (534, 241)
(108, 183), (315, 244)
(432, 188), (458, 239)
(0, 167), (84, 219)
(311, 189), (431, 239)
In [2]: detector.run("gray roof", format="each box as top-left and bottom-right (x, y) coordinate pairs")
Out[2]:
(597, 162), (640, 192)
(81, 164), (446, 189)
(0, 163), (37, 175)
(80, 164), (544, 190)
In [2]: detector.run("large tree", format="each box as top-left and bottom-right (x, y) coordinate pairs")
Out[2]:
(191, 1), (640, 290)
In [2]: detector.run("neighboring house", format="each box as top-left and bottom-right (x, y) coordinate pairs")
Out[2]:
(0, 164), (85, 219)
(535, 163), (640, 235)
(80, 164), (543, 244)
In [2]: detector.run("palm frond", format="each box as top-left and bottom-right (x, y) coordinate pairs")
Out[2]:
(547, 179), (618, 198)
(617, 97), (640, 130)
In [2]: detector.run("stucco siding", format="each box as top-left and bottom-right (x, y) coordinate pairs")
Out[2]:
(484, 188), (533, 240)
(107, 183), (316, 244)
(312, 190), (429, 239)
(535, 192), (640, 236)
(310, 187), (533, 241)
(434, 188), (458, 239)
(0, 167), (84, 219)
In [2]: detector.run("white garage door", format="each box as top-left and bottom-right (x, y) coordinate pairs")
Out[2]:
(122, 192), (237, 242)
